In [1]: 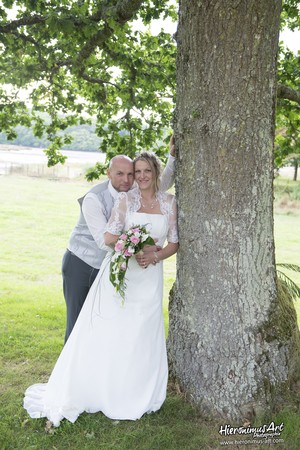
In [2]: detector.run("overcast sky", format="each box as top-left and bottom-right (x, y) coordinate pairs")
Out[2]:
(279, 28), (300, 53)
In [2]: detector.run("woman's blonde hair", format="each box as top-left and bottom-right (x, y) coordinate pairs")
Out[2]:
(133, 151), (162, 192)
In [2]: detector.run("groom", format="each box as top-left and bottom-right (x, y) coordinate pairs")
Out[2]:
(62, 138), (175, 342)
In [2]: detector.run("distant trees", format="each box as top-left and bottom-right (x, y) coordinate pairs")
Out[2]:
(0, 121), (101, 152)
(276, 48), (300, 180)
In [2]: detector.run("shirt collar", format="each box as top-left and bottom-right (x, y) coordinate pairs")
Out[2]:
(108, 180), (119, 199)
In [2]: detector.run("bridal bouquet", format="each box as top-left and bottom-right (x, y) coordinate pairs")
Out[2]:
(109, 224), (155, 302)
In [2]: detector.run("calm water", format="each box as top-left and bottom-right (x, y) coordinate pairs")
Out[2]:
(0, 145), (105, 179)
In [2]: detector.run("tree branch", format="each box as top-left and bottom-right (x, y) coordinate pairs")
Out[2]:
(90, 0), (145, 23)
(77, 0), (145, 65)
(277, 83), (300, 105)
(0, 14), (45, 32)
(81, 73), (119, 88)
(115, 0), (145, 23)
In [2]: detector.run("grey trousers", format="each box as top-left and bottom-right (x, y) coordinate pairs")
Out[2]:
(62, 249), (99, 342)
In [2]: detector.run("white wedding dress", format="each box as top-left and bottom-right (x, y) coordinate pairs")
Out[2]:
(23, 189), (178, 426)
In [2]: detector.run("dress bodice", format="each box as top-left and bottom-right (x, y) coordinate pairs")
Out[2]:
(125, 212), (168, 248)
(105, 187), (178, 244)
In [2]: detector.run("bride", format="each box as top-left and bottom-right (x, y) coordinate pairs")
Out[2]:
(23, 151), (179, 426)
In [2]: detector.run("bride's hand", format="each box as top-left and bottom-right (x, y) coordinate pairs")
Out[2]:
(136, 247), (161, 268)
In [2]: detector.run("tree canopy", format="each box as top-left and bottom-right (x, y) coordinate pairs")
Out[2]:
(0, 0), (299, 178)
(0, 0), (176, 174)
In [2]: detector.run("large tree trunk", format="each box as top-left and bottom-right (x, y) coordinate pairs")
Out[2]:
(168, 0), (300, 420)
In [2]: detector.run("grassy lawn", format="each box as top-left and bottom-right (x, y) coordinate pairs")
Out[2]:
(0, 174), (299, 450)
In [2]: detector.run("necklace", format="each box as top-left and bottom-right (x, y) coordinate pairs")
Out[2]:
(141, 195), (158, 209)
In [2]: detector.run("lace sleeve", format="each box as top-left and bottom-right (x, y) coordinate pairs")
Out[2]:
(105, 192), (128, 235)
(167, 195), (179, 243)
(160, 155), (175, 192)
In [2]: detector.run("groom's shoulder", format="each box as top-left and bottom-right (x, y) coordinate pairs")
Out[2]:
(88, 180), (110, 195)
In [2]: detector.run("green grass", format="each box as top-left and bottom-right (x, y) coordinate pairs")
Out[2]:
(0, 174), (300, 450)
(274, 176), (300, 214)
(274, 177), (300, 320)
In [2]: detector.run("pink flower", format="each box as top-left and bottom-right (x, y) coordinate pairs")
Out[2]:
(115, 241), (125, 252)
(130, 235), (140, 245)
(109, 224), (155, 303)
(124, 247), (134, 257)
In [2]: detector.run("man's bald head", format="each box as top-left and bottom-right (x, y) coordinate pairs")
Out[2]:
(109, 155), (133, 170)
(107, 155), (134, 192)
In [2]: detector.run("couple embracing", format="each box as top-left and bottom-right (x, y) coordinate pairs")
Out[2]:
(24, 138), (179, 426)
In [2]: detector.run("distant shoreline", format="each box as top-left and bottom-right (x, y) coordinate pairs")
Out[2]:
(0, 144), (105, 164)
(0, 143), (296, 179)
(0, 144), (105, 178)
(0, 144), (105, 161)
(0, 143), (100, 154)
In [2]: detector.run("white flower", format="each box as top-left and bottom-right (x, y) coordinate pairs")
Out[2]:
(141, 233), (149, 242)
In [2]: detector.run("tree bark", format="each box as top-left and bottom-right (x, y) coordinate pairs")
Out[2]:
(293, 162), (298, 181)
(169, 0), (300, 420)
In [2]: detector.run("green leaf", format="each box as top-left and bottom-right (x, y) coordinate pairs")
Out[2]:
(276, 263), (300, 300)
(277, 263), (300, 273)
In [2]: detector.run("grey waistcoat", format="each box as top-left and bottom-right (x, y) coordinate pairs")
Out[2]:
(68, 180), (115, 269)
